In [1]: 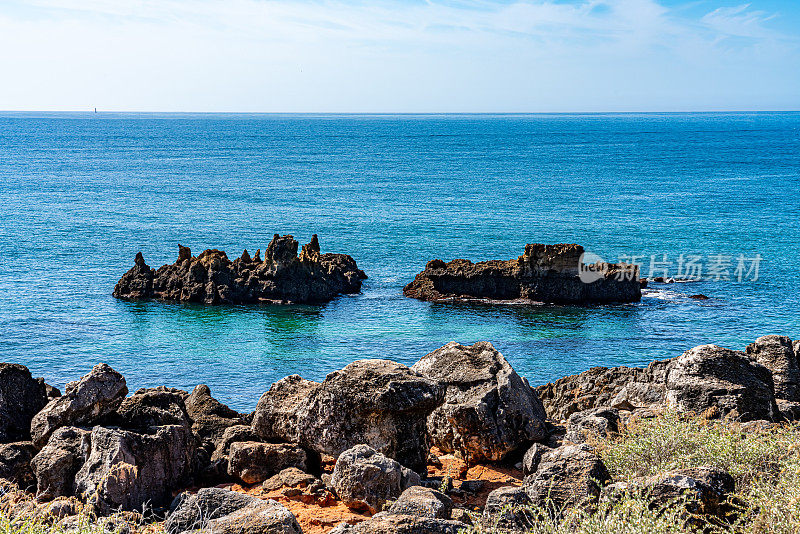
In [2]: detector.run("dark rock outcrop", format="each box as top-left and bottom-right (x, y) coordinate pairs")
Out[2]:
(184, 384), (246, 445)
(481, 486), (535, 532)
(565, 407), (620, 444)
(227, 442), (309, 485)
(329, 445), (421, 514)
(604, 466), (735, 525)
(253, 360), (442, 473)
(107, 387), (191, 432)
(331, 513), (468, 534)
(200, 499), (302, 534)
(165, 487), (260, 534)
(75, 424), (196, 514)
(386, 486), (453, 519)
(665, 344), (780, 421)
(403, 243), (641, 304)
(31, 426), (91, 500)
(0, 364), (49, 443)
(411, 341), (547, 464)
(0, 442), (37, 489)
(30, 364), (127, 448)
(523, 444), (611, 512)
(746, 335), (800, 402)
(113, 235), (366, 305)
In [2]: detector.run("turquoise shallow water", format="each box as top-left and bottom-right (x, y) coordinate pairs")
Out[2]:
(1, 112), (799, 410)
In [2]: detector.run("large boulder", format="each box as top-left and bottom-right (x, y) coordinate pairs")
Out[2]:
(0, 442), (37, 489)
(403, 243), (641, 304)
(524, 444), (611, 512)
(165, 487), (260, 534)
(0, 363), (49, 442)
(746, 335), (800, 402)
(31, 364), (128, 447)
(184, 384), (246, 445)
(331, 513), (468, 534)
(386, 486), (452, 519)
(254, 360), (442, 472)
(329, 445), (421, 514)
(565, 407), (620, 444)
(411, 341), (547, 464)
(481, 486), (535, 532)
(201, 499), (302, 534)
(31, 426), (92, 500)
(227, 442), (309, 485)
(536, 361), (668, 421)
(604, 466), (735, 525)
(75, 424), (196, 514)
(113, 235), (367, 305)
(106, 387), (191, 432)
(665, 345), (780, 421)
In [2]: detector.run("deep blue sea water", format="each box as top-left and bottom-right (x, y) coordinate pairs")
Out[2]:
(1, 112), (799, 410)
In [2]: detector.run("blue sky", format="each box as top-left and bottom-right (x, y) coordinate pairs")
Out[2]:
(1, 0), (798, 112)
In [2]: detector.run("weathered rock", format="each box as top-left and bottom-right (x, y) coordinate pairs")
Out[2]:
(411, 341), (547, 464)
(746, 335), (800, 402)
(211, 425), (260, 462)
(75, 424), (196, 514)
(665, 345), (779, 421)
(481, 486), (535, 532)
(0, 363), (49, 443)
(521, 442), (550, 477)
(565, 407), (620, 444)
(227, 442), (309, 485)
(777, 399), (800, 421)
(536, 361), (668, 421)
(523, 444), (610, 512)
(387, 486), (452, 519)
(330, 513), (468, 534)
(31, 426), (91, 500)
(113, 235), (367, 305)
(254, 360), (442, 473)
(201, 499), (302, 534)
(0, 442), (37, 489)
(165, 487), (260, 534)
(262, 467), (317, 492)
(106, 387), (191, 432)
(185, 385), (245, 444)
(329, 445), (421, 514)
(604, 466), (735, 524)
(30, 364), (128, 448)
(403, 243), (641, 304)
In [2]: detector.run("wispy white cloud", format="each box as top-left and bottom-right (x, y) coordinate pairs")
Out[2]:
(0, 0), (797, 111)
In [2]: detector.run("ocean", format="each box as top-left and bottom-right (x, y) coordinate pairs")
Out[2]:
(2, 111), (799, 410)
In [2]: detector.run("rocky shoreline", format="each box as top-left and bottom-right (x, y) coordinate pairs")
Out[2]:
(2, 335), (799, 532)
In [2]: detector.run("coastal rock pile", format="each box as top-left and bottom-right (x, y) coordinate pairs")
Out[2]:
(403, 243), (642, 304)
(1, 334), (799, 532)
(113, 234), (366, 305)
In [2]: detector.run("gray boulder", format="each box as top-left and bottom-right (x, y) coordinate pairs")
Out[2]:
(524, 444), (610, 512)
(411, 341), (547, 464)
(565, 407), (620, 444)
(227, 442), (309, 485)
(75, 424), (196, 514)
(746, 335), (800, 402)
(201, 499), (302, 534)
(108, 387), (191, 432)
(184, 385), (246, 445)
(0, 363), (49, 443)
(387, 486), (452, 519)
(31, 364), (128, 447)
(330, 514), (468, 534)
(665, 344), (779, 421)
(31, 426), (92, 500)
(521, 442), (550, 476)
(0, 441), (37, 489)
(165, 487), (260, 534)
(330, 444), (420, 514)
(481, 485), (534, 532)
(254, 360), (442, 473)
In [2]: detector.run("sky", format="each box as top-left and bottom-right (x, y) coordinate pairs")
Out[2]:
(0, 0), (799, 112)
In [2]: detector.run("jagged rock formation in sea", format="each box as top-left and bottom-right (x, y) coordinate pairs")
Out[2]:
(403, 243), (642, 304)
(113, 234), (366, 305)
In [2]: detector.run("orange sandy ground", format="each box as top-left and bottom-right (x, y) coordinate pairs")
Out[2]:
(224, 448), (524, 534)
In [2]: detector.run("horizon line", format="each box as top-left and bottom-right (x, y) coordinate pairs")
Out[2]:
(2, 109), (800, 116)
